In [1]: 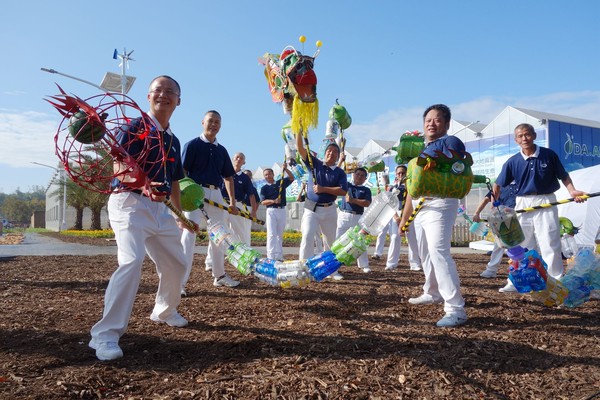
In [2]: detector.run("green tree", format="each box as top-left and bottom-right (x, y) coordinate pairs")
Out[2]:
(1, 196), (32, 224)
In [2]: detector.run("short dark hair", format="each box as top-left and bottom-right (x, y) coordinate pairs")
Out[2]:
(263, 168), (274, 174)
(396, 165), (407, 173)
(150, 75), (181, 96)
(354, 167), (368, 175)
(205, 110), (221, 118)
(423, 104), (451, 122)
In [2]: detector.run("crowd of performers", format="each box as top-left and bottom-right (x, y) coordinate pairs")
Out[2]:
(48, 41), (594, 361)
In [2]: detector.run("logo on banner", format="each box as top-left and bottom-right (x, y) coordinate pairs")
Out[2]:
(563, 132), (600, 159)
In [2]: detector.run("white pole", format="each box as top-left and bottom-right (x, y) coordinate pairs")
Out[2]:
(61, 167), (67, 231)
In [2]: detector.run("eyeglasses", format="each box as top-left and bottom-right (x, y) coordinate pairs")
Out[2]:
(149, 88), (180, 97)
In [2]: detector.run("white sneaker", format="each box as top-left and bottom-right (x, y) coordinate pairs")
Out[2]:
(409, 265), (422, 271)
(326, 272), (344, 280)
(150, 312), (189, 327)
(205, 264), (213, 272)
(384, 265), (397, 271)
(436, 314), (468, 328)
(408, 294), (442, 305)
(180, 287), (187, 296)
(362, 266), (371, 273)
(480, 269), (497, 278)
(214, 274), (240, 287)
(499, 281), (517, 293)
(89, 339), (123, 361)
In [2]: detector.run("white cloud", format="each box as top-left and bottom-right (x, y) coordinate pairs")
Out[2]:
(0, 110), (59, 168)
(345, 91), (600, 150)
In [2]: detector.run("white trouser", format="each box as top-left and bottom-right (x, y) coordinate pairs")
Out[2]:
(386, 218), (421, 269)
(229, 200), (251, 245)
(266, 207), (286, 260)
(516, 194), (563, 278)
(413, 198), (466, 318)
(374, 222), (390, 256)
(299, 205), (337, 260)
(484, 242), (505, 272)
(336, 211), (368, 268)
(91, 192), (186, 344)
(181, 187), (229, 284)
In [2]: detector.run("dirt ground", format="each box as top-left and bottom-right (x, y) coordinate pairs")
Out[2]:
(1, 234), (599, 399)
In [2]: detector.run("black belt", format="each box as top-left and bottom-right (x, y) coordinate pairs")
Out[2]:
(202, 184), (220, 190)
(342, 210), (361, 215)
(267, 205), (285, 209)
(316, 202), (334, 207)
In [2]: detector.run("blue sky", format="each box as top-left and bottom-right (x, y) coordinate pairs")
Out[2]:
(2, 0), (600, 194)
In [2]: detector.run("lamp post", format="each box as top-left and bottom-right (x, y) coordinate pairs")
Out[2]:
(31, 162), (67, 231)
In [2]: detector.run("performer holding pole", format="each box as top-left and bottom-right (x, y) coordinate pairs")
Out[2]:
(493, 123), (587, 292)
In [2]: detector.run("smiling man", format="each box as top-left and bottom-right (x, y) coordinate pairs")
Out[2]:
(295, 134), (348, 268)
(399, 104), (468, 328)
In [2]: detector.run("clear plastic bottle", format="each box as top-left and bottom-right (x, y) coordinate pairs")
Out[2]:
(358, 189), (400, 236)
(488, 201), (525, 248)
(457, 205), (489, 238)
(207, 219), (237, 252)
(561, 234), (578, 259)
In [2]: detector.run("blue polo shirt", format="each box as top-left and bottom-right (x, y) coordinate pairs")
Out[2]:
(303, 157), (348, 203)
(340, 183), (372, 214)
(112, 115), (184, 194)
(260, 177), (293, 207)
(495, 146), (568, 196)
(422, 134), (466, 158)
(182, 134), (235, 187)
(245, 185), (260, 208)
(485, 183), (516, 208)
(223, 171), (255, 203)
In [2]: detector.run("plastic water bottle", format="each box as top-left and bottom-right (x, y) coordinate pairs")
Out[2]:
(306, 251), (343, 282)
(457, 205), (489, 238)
(207, 219), (237, 252)
(325, 119), (339, 139)
(488, 202), (525, 248)
(277, 260), (311, 288)
(226, 242), (260, 276)
(331, 226), (369, 265)
(506, 246), (547, 293)
(289, 162), (306, 181)
(358, 189), (400, 236)
(561, 234), (578, 259)
(253, 258), (279, 286)
(563, 284), (592, 308)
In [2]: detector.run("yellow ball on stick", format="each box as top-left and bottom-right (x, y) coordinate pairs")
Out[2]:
(299, 35), (306, 43)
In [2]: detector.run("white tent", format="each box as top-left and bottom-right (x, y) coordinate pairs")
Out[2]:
(555, 164), (600, 247)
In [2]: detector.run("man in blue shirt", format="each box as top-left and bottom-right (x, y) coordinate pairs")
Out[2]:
(295, 133), (348, 265)
(260, 164), (294, 261)
(399, 104), (468, 328)
(243, 169), (260, 219)
(336, 167), (372, 275)
(222, 153), (258, 246)
(90, 76), (192, 361)
(493, 123), (586, 290)
(180, 110), (240, 291)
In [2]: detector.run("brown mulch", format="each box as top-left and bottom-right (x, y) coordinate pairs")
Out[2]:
(0, 233), (24, 245)
(0, 242), (599, 399)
